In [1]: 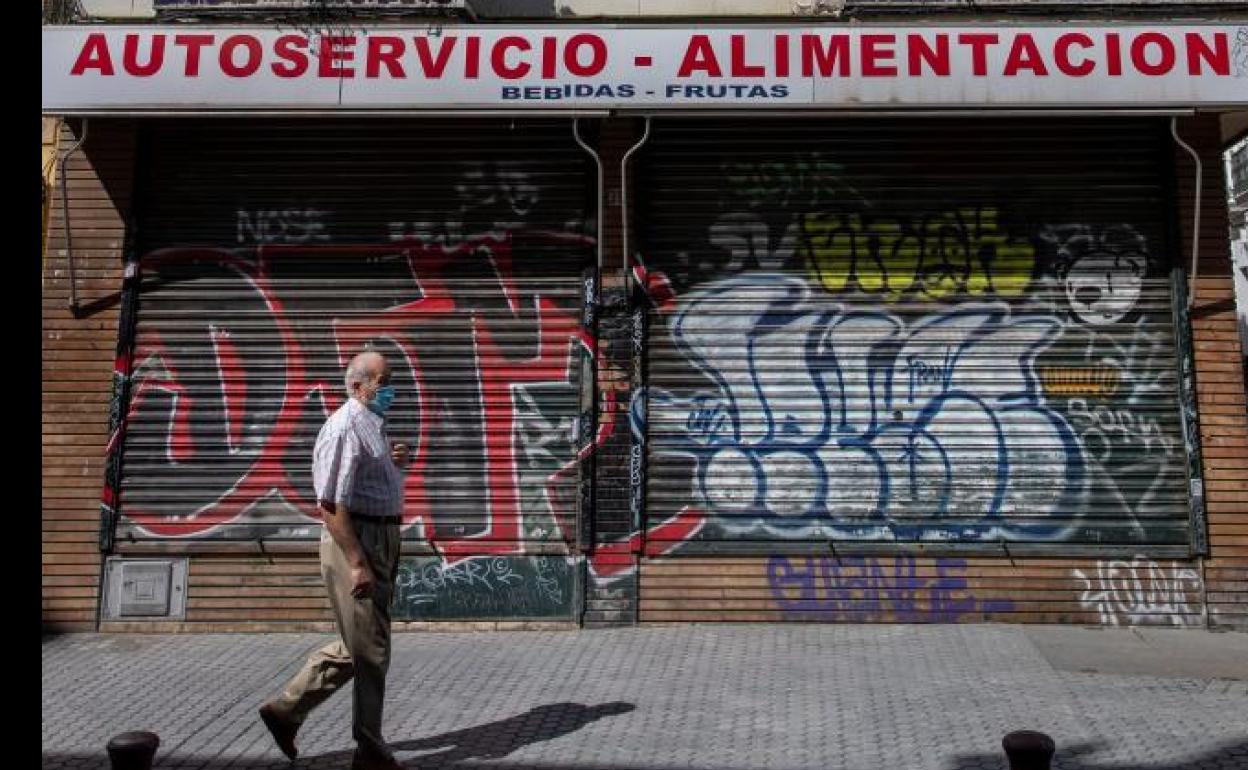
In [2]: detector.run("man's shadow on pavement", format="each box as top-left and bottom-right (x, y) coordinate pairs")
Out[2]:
(308, 701), (636, 769)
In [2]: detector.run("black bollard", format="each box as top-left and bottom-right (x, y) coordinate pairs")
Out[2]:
(1002, 730), (1055, 770)
(106, 731), (160, 770)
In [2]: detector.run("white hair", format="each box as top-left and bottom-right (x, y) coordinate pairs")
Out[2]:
(343, 350), (381, 395)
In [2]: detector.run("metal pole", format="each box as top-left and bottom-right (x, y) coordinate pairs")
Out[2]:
(620, 117), (652, 290)
(572, 118), (604, 271)
(58, 117), (89, 314)
(1170, 116), (1203, 310)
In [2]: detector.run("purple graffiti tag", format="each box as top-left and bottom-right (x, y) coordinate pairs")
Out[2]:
(767, 555), (1015, 622)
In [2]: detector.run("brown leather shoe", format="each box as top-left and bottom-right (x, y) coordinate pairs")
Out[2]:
(349, 751), (404, 770)
(258, 703), (299, 761)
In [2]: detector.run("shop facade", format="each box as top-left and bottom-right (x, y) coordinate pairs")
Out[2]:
(42, 19), (1248, 631)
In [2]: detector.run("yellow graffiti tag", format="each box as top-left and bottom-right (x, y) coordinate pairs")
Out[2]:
(1038, 367), (1122, 397)
(803, 208), (1035, 301)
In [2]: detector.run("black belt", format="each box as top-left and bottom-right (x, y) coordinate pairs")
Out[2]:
(351, 513), (401, 524)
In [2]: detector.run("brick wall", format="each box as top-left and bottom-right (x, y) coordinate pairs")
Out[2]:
(42, 119), (136, 631)
(1178, 115), (1248, 630)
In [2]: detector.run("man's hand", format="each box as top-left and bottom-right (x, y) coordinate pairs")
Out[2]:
(349, 562), (376, 599)
(390, 442), (409, 467)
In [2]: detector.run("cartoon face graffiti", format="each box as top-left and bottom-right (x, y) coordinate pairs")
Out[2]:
(1039, 223), (1150, 326)
(1064, 253), (1145, 326)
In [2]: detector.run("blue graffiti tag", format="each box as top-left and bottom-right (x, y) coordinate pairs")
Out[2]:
(645, 275), (1086, 541)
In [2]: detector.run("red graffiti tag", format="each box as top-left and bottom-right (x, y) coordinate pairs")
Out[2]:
(112, 237), (707, 575)
(122, 248), (309, 536)
(329, 234), (597, 560)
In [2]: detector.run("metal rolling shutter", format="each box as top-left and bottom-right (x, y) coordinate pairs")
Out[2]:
(115, 119), (593, 620)
(637, 117), (1193, 557)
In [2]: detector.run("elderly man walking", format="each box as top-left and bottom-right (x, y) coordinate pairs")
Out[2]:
(259, 350), (408, 770)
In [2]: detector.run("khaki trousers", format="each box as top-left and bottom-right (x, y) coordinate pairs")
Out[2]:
(269, 518), (401, 760)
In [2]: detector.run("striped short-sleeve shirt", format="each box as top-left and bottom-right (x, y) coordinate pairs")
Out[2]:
(312, 397), (404, 519)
